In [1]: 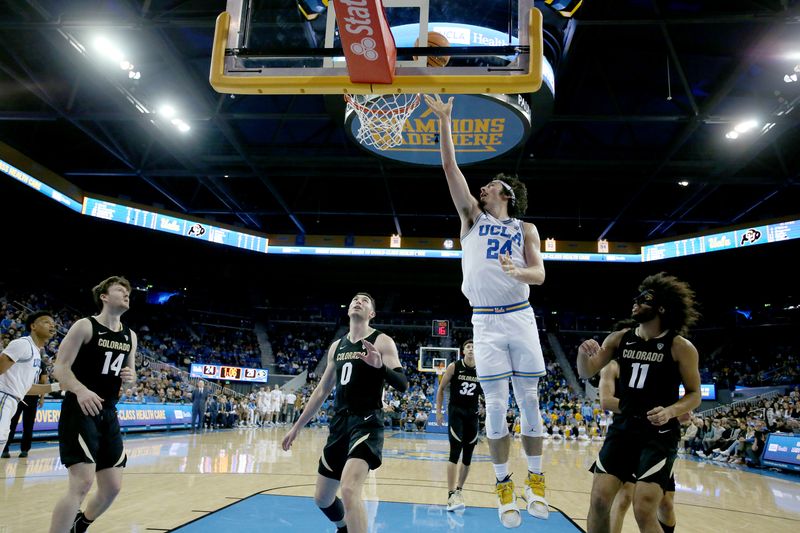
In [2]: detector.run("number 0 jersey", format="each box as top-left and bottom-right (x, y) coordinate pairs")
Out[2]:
(614, 328), (680, 428)
(448, 359), (481, 411)
(68, 316), (133, 409)
(333, 330), (385, 414)
(461, 212), (529, 307)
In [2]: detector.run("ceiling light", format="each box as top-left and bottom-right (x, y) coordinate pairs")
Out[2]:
(93, 36), (110, 51)
(786, 52), (800, 60)
(678, 180), (689, 187)
(171, 119), (191, 133)
(119, 60), (132, 70)
(159, 105), (176, 118)
(734, 120), (758, 133)
(725, 131), (739, 140)
(785, 73), (798, 83)
(127, 71), (141, 80)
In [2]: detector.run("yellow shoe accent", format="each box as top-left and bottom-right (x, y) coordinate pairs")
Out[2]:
(524, 472), (549, 519)
(495, 478), (521, 528)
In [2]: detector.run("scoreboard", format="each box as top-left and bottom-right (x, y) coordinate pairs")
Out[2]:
(190, 363), (269, 383)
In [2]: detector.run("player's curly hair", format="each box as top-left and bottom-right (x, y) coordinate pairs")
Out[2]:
(638, 272), (700, 336)
(493, 173), (528, 218)
(92, 276), (132, 310)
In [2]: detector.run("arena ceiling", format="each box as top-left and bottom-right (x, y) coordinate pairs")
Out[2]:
(1, 0), (799, 244)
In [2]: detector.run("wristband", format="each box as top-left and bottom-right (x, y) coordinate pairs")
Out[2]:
(50, 383), (61, 393)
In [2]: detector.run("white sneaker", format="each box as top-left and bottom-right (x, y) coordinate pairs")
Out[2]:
(495, 477), (522, 528)
(447, 489), (465, 512)
(523, 472), (549, 520)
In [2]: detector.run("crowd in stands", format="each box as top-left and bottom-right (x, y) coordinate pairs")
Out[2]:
(269, 322), (334, 375)
(680, 389), (800, 468)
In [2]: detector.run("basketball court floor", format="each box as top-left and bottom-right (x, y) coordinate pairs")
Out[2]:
(2, 427), (798, 532)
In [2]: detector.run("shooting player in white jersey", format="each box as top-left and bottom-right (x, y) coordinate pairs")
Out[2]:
(425, 94), (549, 529)
(0, 311), (60, 451)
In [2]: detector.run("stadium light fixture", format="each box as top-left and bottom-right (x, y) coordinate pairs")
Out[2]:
(678, 180), (689, 187)
(734, 120), (759, 133)
(159, 105), (176, 118)
(725, 131), (739, 140)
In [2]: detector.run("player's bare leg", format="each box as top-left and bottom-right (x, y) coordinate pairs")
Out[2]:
(315, 474), (347, 531)
(49, 463), (95, 533)
(587, 472), (623, 533)
(632, 482), (664, 533)
(339, 458), (371, 533)
(82, 467), (123, 523)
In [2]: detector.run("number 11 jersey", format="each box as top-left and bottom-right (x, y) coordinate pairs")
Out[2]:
(614, 328), (680, 427)
(70, 316), (133, 409)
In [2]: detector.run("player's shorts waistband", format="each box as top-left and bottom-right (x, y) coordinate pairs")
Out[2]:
(0, 390), (21, 403)
(472, 301), (531, 315)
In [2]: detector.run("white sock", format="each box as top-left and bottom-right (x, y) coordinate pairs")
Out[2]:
(527, 455), (543, 475)
(493, 463), (509, 482)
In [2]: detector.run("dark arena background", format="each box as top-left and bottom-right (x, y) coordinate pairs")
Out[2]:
(1, 1), (799, 532)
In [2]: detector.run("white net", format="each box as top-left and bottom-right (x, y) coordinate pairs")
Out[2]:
(345, 93), (421, 150)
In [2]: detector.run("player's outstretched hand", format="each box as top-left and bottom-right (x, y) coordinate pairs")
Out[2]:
(359, 340), (383, 368)
(423, 94), (454, 119)
(578, 339), (601, 358)
(282, 426), (299, 451)
(76, 387), (104, 416)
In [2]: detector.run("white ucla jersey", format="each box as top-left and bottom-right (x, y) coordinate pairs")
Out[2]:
(461, 212), (530, 307)
(0, 336), (42, 400)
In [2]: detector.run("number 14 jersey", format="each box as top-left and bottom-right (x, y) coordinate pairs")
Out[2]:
(70, 316), (133, 409)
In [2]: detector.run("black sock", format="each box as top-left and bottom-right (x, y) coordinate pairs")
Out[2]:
(71, 511), (93, 533)
(448, 490), (455, 497)
(336, 527), (348, 533)
(456, 486), (462, 491)
(320, 497), (346, 527)
(659, 520), (675, 533)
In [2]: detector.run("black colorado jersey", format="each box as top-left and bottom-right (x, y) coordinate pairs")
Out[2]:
(69, 317), (133, 409)
(448, 359), (481, 410)
(614, 328), (681, 427)
(333, 330), (385, 413)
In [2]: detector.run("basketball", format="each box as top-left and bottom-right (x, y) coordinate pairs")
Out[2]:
(414, 31), (450, 67)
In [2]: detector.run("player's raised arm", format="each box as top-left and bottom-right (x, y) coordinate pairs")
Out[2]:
(423, 95), (481, 230)
(576, 330), (624, 379)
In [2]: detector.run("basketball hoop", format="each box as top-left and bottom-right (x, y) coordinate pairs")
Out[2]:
(344, 93), (420, 150)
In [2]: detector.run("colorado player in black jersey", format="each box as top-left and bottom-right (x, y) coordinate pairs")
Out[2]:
(435, 339), (482, 512)
(282, 293), (407, 533)
(49, 277), (137, 533)
(577, 273), (701, 533)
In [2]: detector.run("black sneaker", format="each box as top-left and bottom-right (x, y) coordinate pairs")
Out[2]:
(0, 451), (10, 459)
(18, 451), (28, 458)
